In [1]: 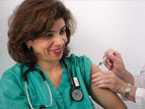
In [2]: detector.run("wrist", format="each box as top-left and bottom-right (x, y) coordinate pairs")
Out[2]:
(118, 69), (135, 85)
(118, 83), (131, 98)
(118, 83), (136, 102)
(118, 69), (128, 77)
(114, 69), (126, 79)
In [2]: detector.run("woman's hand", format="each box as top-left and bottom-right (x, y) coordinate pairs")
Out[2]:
(91, 71), (126, 93)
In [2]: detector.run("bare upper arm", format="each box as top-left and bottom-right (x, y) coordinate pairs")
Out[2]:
(90, 64), (127, 109)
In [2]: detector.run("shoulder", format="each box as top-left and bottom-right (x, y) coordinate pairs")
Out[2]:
(64, 54), (93, 87)
(63, 53), (92, 76)
(64, 53), (92, 65)
(1, 63), (27, 89)
(0, 64), (29, 108)
(1, 63), (22, 80)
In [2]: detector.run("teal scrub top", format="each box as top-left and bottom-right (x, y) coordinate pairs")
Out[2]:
(0, 54), (95, 109)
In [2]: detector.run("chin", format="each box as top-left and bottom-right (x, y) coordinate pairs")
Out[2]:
(53, 54), (63, 61)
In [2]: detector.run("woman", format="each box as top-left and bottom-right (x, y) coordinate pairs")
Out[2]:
(0, 0), (126, 109)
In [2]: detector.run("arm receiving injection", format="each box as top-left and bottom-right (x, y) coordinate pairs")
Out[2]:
(91, 49), (138, 102)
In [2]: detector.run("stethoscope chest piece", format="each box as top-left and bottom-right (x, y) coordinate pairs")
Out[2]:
(71, 88), (83, 101)
(71, 77), (83, 101)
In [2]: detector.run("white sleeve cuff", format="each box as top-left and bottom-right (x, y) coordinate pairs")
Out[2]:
(135, 88), (145, 106)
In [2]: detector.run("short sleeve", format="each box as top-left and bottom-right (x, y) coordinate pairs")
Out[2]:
(80, 56), (92, 88)
(0, 71), (29, 109)
(72, 55), (92, 94)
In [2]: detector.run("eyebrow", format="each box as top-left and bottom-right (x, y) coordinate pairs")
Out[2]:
(48, 25), (66, 33)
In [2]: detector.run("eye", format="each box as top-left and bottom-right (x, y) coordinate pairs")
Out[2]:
(45, 32), (54, 37)
(42, 31), (54, 39)
(59, 26), (66, 35)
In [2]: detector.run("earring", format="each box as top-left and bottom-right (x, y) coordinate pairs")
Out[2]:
(28, 47), (33, 52)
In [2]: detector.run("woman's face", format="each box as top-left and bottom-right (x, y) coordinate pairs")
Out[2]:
(27, 18), (68, 63)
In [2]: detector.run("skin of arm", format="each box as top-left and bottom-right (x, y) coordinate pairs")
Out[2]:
(90, 64), (127, 109)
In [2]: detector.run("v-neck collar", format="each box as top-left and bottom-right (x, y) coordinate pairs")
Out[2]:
(43, 61), (66, 91)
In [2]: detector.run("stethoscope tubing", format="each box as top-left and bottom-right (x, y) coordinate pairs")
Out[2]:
(22, 60), (83, 109)
(23, 67), (53, 109)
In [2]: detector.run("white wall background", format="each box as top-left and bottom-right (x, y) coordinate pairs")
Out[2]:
(64, 0), (145, 76)
(0, 0), (145, 108)
(0, 0), (23, 74)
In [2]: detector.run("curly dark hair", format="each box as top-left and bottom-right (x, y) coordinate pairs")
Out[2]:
(8, 0), (76, 65)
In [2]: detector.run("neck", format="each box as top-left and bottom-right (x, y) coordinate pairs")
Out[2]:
(38, 60), (60, 74)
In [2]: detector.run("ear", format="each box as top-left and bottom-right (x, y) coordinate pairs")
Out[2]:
(26, 40), (33, 49)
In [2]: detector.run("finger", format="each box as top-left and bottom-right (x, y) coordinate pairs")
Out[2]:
(94, 81), (113, 91)
(91, 76), (102, 84)
(91, 71), (112, 82)
(104, 49), (114, 56)
(92, 79), (105, 86)
(104, 58), (113, 70)
(91, 74), (104, 84)
(113, 50), (121, 57)
(91, 72), (102, 79)
(94, 78), (111, 86)
(97, 83), (111, 89)
(105, 49), (119, 61)
(97, 81), (116, 91)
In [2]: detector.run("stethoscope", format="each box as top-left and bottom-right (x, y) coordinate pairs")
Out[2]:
(63, 60), (83, 102)
(21, 60), (83, 109)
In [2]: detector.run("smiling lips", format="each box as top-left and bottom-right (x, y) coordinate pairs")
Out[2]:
(50, 47), (64, 55)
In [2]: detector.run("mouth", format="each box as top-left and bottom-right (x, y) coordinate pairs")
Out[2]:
(52, 48), (63, 52)
(50, 47), (64, 55)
